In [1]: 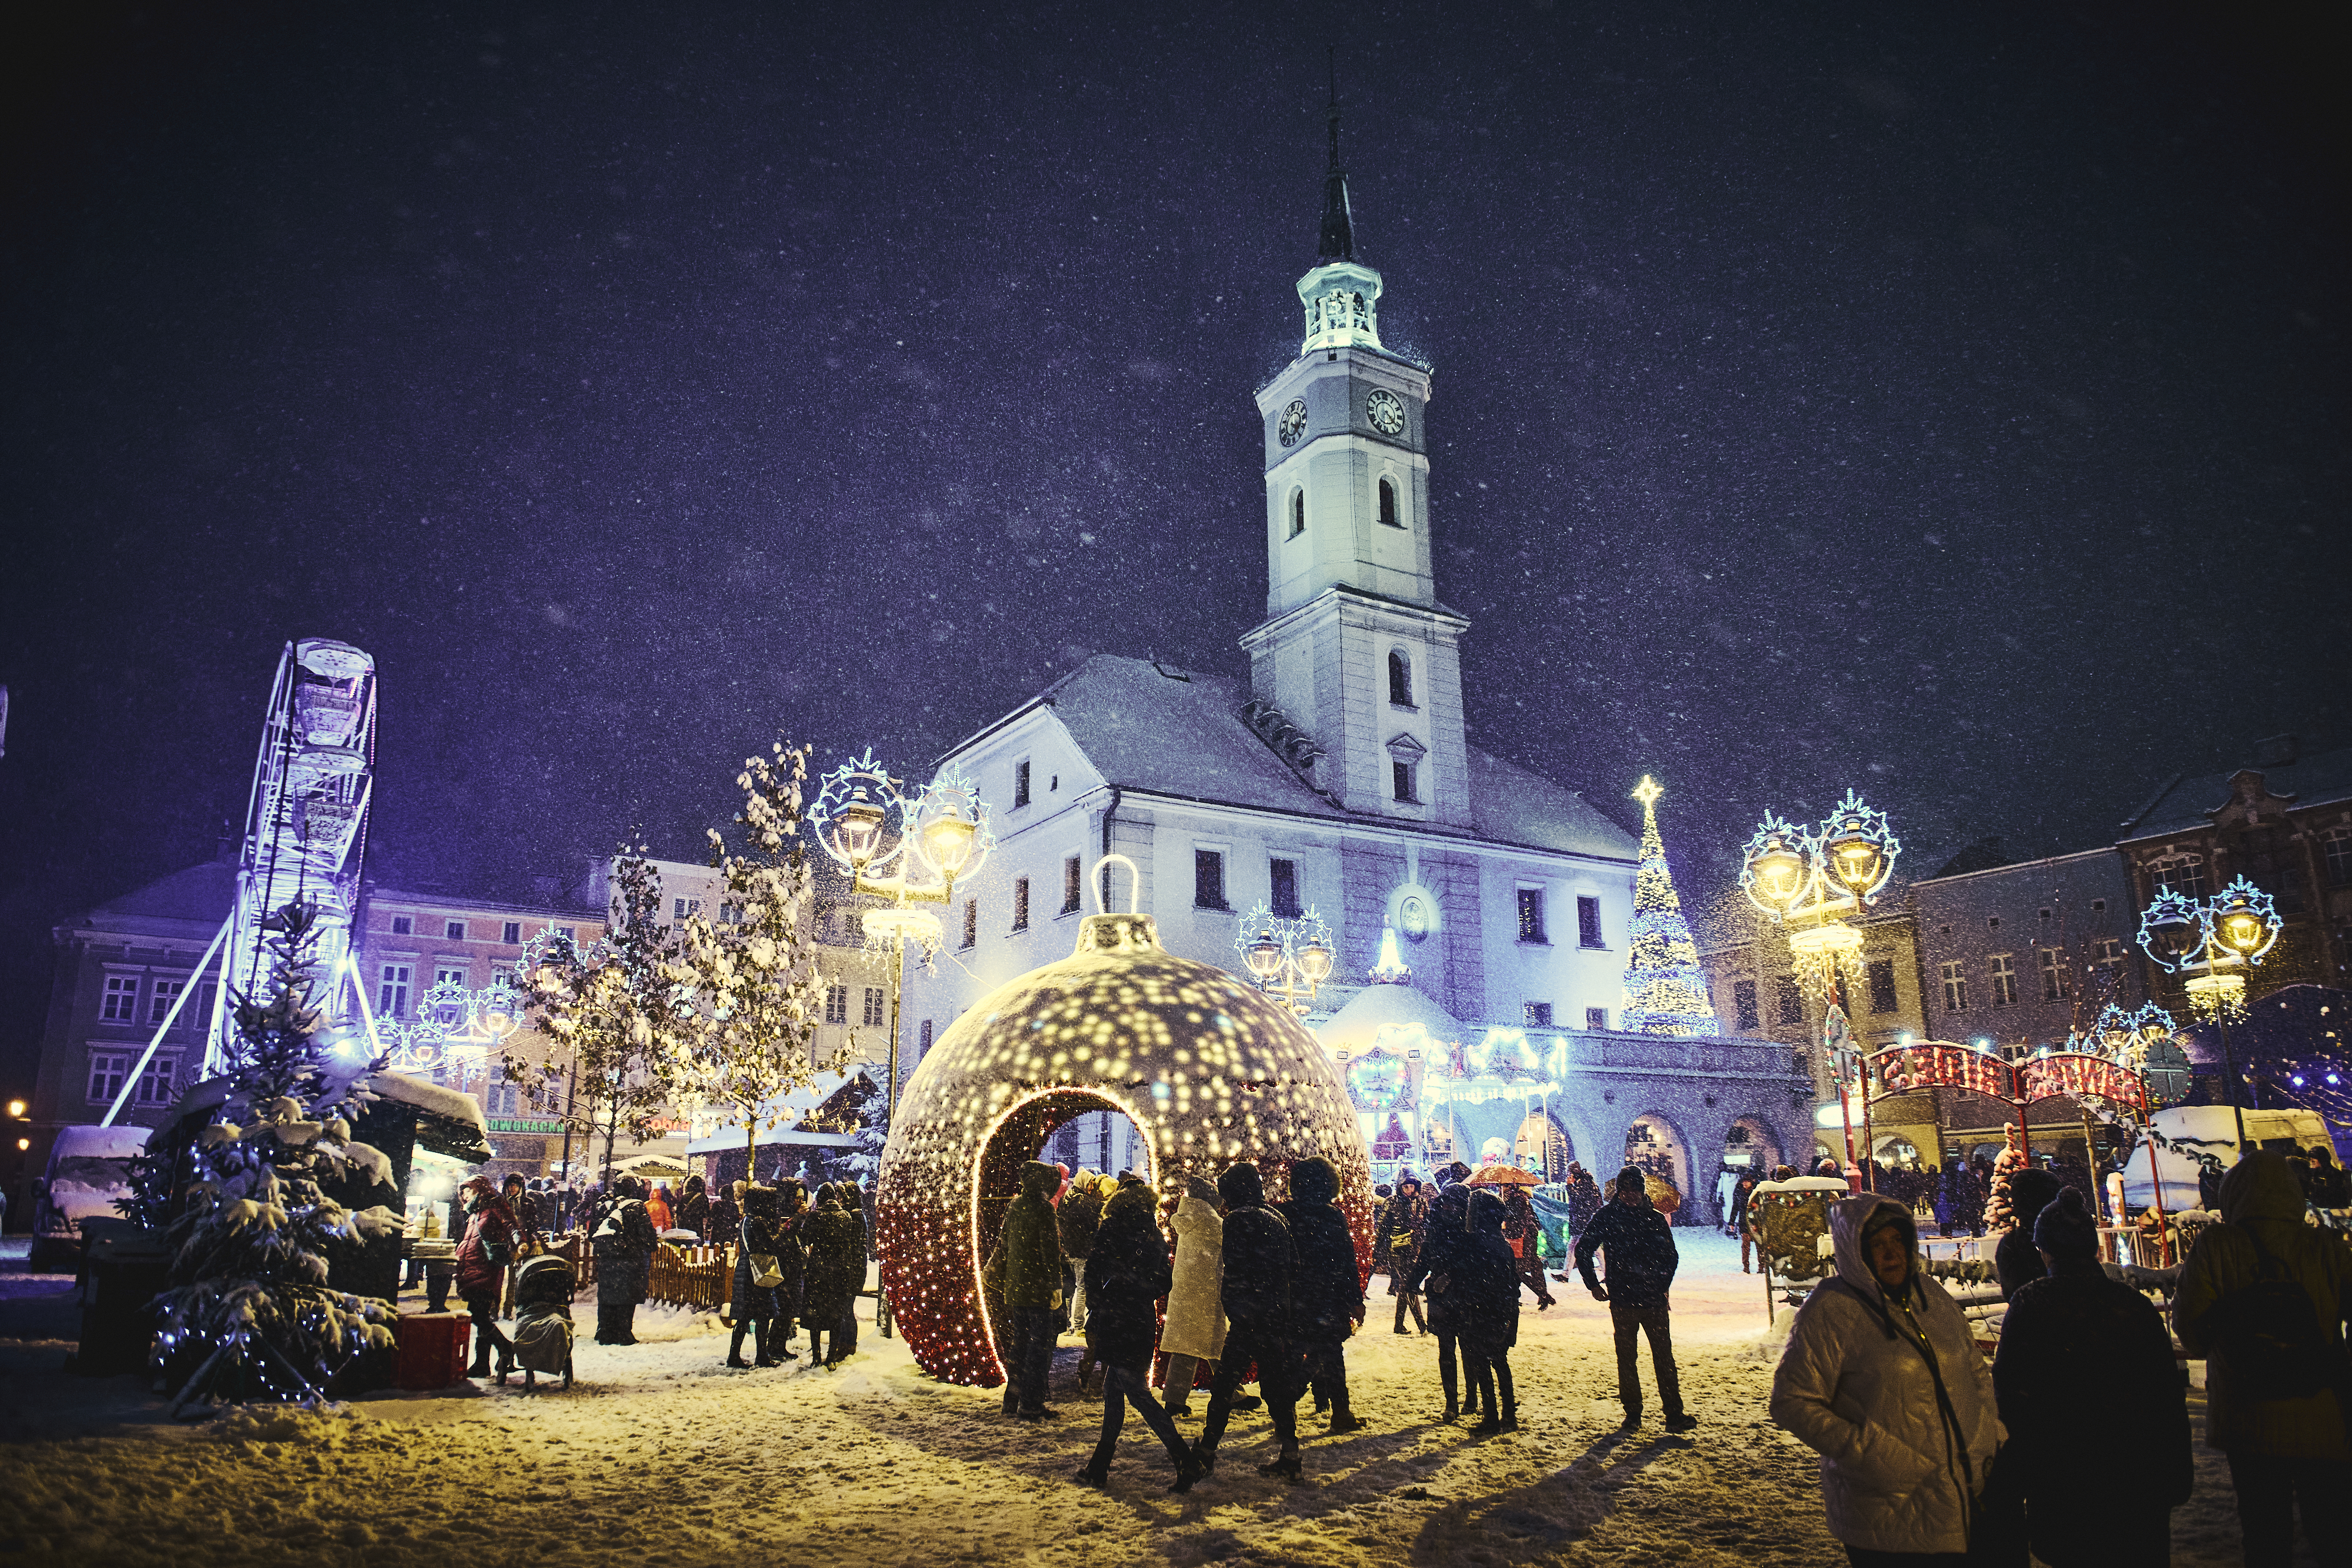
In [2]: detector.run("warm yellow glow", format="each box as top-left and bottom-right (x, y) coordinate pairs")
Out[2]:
(1298, 941), (1334, 983)
(1788, 922), (1864, 958)
(5, 1099), (23, 1119)
(924, 811), (976, 874)
(1244, 933), (1284, 979)
(837, 799), (886, 866)
(14, 1138), (26, 1152)
(1752, 843), (1810, 907)
(2218, 912), (2264, 955)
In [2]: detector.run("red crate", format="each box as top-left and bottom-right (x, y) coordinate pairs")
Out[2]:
(393, 1313), (472, 1390)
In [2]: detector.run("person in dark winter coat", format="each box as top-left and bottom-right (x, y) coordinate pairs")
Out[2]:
(591, 1176), (659, 1344)
(1406, 1165), (1482, 1420)
(1994, 1166), (2063, 1299)
(709, 1181), (741, 1249)
(1993, 1187), (2190, 1566)
(1562, 1163), (1603, 1239)
(801, 1183), (866, 1368)
(1575, 1165), (1691, 1431)
(2304, 1145), (2351, 1210)
(768, 1178), (808, 1353)
(1455, 1190), (1521, 1432)
(1380, 1177), (1430, 1334)
(455, 1175), (519, 1379)
(985, 1161), (1067, 1418)
(677, 1174), (711, 1239)
(728, 1185), (786, 1368)
(1059, 1171), (1108, 1390)
(1280, 1157), (1366, 1434)
(1074, 1186), (1203, 1492)
(1196, 1162), (1307, 1482)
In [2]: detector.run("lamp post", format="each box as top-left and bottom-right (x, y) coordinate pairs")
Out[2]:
(1738, 790), (1901, 1191)
(2138, 876), (2281, 1149)
(810, 752), (995, 1338)
(1233, 906), (1337, 1015)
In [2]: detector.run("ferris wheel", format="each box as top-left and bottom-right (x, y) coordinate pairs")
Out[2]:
(203, 638), (378, 1077)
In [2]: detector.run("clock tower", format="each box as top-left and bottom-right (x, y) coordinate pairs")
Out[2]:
(1243, 90), (1470, 828)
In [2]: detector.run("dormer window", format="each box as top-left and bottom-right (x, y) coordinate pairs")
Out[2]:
(1388, 650), (1414, 708)
(1378, 477), (1401, 529)
(1288, 489), (1306, 539)
(1386, 732), (1427, 806)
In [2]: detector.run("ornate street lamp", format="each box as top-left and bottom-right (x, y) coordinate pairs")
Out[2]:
(2138, 875), (2281, 1145)
(1738, 790), (1903, 1191)
(809, 752), (996, 1336)
(1233, 906), (1337, 1015)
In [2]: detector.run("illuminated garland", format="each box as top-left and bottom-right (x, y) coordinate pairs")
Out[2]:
(1620, 778), (1721, 1037)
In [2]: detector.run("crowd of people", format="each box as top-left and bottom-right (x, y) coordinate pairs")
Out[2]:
(432, 1142), (2352, 1566)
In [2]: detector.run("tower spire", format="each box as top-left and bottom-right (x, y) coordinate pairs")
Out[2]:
(1317, 50), (1355, 262)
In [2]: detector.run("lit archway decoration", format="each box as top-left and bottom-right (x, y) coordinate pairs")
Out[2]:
(876, 898), (1373, 1387)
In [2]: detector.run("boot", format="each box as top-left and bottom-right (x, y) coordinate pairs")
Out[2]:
(615, 1306), (638, 1346)
(1439, 1355), (1460, 1420)
(1169, 1450), (1205, 1493)
(1326, 1401), (1368, 1435)
(1256, 1442), (1302, 1483)
(727, 1322), (752, 1368)
(754, 1318), (779, 1368)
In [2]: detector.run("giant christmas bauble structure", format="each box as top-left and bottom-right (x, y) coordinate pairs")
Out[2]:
(877, 906), (1374, 1387)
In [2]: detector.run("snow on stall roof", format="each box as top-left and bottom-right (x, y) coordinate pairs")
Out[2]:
(1317, 981), (1464, 1057)
(684, 1064), (883, 1154)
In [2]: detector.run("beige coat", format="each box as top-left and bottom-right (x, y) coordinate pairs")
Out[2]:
(1771, 1195), (2004, 1556)
(1157, 1192), (1227, 1361)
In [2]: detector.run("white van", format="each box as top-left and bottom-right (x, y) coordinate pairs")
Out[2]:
(28, 1125), (151, 1271)
(2119, 1104), (2333, 1214)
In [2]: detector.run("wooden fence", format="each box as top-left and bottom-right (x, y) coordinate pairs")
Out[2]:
(531, 1233), (732, 1311)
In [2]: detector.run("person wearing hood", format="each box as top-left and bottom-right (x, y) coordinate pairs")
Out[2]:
(1074, 1185), (1204, 1492)
(1406, 1162), (1482, 1421)
(2173, 1149), (2352, 1566)
(1456, 1189), (1521, 1433)
(1576, 1166), (1693, 1433)
(1772, 1194), (2005, 1562)
(676, 1173), (710, 1239)
(728, 1185), (786, 1368)
(1381, 1175), (1430, 1335)
(1992, 1165), (2062, 1299)
(591, 1175), (659, 1345)
(1159, 1174), (1227, 1419)
(769, 1177), (808, 1355)
(1058, 1167), (1107, 1340)
(802, 1182), (866, 1369)
(1278, 1157), (1366, 1435)
(1994, 1186), (2190, 1566)
(709, 1180), (742, 1250)
(455, 1175), (519, 1380)
(1562, 1162), (1603, 1240)
(1195, 1161), (1307, 1482)
(985, 1160), (1067, 1420)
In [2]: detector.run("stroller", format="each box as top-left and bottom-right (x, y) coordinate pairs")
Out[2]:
(510, 1253), (576, 1390)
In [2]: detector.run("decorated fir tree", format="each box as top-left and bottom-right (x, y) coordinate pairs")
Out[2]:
(1619, 776), (1722, 1037)
(154, 901), (401, 1411)
(1983, 1124), (2029, 1232)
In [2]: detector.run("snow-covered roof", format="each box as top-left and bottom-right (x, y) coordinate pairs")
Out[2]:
(368, 1071), (491, 1141)
(1317, 981), (1464, 1058)
(683, 1064), (883, 1154)
(965, 654), (1636, 861)
(69, 859), (234, 936)
(2119, 745), (2352, 841)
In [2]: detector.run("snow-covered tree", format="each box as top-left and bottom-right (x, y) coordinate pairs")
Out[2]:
(506, 841), (684, 1187)
(672, 741), (847, 1173)
(153, 901), (402, 1410)
(1619, 776), (1722, 1037)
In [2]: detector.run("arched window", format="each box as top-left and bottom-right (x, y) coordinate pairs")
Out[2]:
(1388, 650), (1413, 707)
(1288, 489), (1306, 539)
(1378, 477), (1401, 529)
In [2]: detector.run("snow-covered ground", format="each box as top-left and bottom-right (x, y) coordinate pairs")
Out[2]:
(0, 1233), (2305, 1566)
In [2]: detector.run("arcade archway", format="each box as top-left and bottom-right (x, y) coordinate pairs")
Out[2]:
(1625, 1112), (1691, 1203)
(1513, 1111), (1574, 1182)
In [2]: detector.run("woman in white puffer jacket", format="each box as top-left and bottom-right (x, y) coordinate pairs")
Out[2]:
(1156, 1175), (1228, 1417)
(1771, 1194), (2007, 1563)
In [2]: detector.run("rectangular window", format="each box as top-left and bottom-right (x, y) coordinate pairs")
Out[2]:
(435, 965), (467, 990)
(556, 926), (575, 940)
(1577, 895), (1604, 949)
(1775, 975), (1802, 1026)
(1734, 980), (1760, 1031)
(824, 985), (848, 1025)
(379, 964), (412, 1018)
(1014, 759), (1031, 808)
(88, 1051), (130, 1104)
(2148, 856), (2208, 901)
(2326, 830), (2352, 888)
(1194, 849), (1227, 910)
(1524, 1001), (1554, 1028)
(1867, 959), (1899, 1016)
(1516, 888), (1548, 944)
(101, 975), (139, 1022)
(1585, 1006), (1610, 1030)
(1990, 954), (2017, 1006)
(919, 1019), (933, 1055)
(2039, 947), (2069, 1001)
(134, 1054), (176, 1107)
(1063, 855), (1083, 914)
(502, 921), (522, 945)
(1269, 858), (1301, 918)
(484, 1063), (519, 1118)
(862, 987), (887, 1028)
(672, 897), (703, 922)
(391, 914), (414, 936)
(1012, 878), (1030, 931)
(147, 978), (187, 1024)
(1392, 759), (1419, 803)
(1941, 960), (1968, 1013)
(962, 899), (977, 949)
(439, 919), (461, 940)
(2094, 937), (2124, 975)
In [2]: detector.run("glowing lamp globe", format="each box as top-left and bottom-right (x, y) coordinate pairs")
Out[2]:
(834, 799), (886, 866)
(875, 909), (1373, 1387)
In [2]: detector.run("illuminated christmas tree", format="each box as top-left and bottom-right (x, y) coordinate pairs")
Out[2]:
(1619, 776), (1721, 1037)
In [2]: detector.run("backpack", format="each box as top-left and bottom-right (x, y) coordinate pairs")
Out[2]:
(2208, 1228), (2341, 1402)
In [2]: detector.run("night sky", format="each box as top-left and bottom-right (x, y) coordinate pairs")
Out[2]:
(3, 1), (2345, 1087)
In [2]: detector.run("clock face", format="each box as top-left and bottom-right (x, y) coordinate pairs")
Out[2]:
(1277, 400), (1309, 447)
(1366, 388), (1406, 436)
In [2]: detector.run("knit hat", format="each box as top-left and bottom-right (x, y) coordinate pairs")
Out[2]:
(1616, 1165), (1647, 1195)
(1289, 1156), (1338, 1206)
(1218, 1162), (1265, 1209)
(2032, 1186), (2098, 1261)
